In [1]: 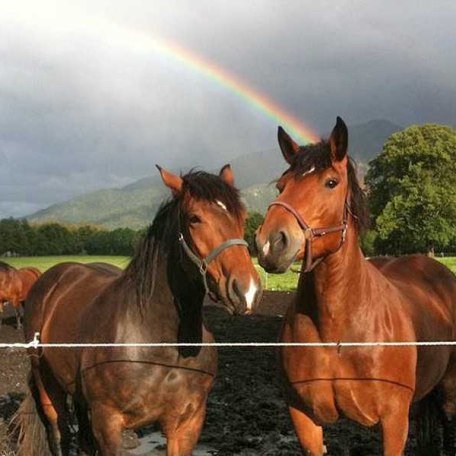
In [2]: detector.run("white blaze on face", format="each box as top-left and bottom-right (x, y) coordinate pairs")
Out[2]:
(302, 166), (315, 177)
(245, 278), (258, 310)
(262, 241), (270, 256)
(216, 200), (227, 211)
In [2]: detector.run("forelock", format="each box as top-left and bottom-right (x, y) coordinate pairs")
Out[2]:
(289, 141), (332, 177)
(182, 171), (244, 218)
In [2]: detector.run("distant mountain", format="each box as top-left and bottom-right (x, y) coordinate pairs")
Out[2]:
(29, 186), (167, 229)
(28, 119), (402, 228)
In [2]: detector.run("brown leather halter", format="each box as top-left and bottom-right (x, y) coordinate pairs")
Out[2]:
(267, 198), (349, 273)
(178, 232), (248, 295)
(177, 206), (249, 297)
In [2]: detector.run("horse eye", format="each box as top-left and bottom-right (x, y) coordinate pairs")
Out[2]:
(188, 214), (202, 224)
(325, 179), (338, 189)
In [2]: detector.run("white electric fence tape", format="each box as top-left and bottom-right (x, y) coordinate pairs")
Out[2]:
(0, 333), (455, 349)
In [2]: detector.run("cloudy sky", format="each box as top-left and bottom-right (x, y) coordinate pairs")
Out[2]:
(1, 0), (455, 218)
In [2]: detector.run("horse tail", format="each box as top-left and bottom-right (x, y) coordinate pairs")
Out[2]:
(10, 374), (51, 456)
(416, 390), (441, 456)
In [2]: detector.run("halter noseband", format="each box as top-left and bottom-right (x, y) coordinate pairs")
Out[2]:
(178, 232), (249, 296)
(267, 199), (349, 273)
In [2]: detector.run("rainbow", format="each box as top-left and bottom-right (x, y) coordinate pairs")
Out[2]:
(93, 20), (319, 144)
(8, 7), (319, 143)
(152, 39), (319, 143)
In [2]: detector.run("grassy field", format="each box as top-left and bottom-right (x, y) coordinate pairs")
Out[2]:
(4, 255), (130, 271)
(439, 256), (456, 271)
(3, 255), (298, 292)
(3, 255), (456, 292)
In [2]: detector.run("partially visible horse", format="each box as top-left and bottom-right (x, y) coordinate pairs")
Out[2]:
(0, 263), (40, 329)
(256, 117), (456, 455)
(16, 165), (262, 456)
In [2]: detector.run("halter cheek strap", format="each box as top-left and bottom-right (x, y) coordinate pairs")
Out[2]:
(267, 199), (348, 273)
(178, 233), (249, 296)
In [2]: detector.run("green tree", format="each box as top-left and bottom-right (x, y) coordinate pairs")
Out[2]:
(366, 124), (456, 255)
(34, 223), (76, 255)
(73, 225), (101, 254)
(244, 212), (264, 254)
(360, 229), (378, 257)
(0, 218), (34, 255)
(85, 228), (136, 255)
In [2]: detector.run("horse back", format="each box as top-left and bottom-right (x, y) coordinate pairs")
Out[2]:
(24, 262), (120, 340)
(370, 254), (456, 398)
(17, 267), (42, 301)
(374, 255), (456, 337)
(24, 262), (121, 391)
(0, 267), (22, 306)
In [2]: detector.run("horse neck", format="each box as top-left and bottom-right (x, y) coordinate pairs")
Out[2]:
(296, 221), (370, 340)
(124, 242), (206, 345)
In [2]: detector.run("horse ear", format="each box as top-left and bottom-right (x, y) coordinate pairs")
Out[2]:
(219, 164), (235, 187)
(329, 116), (348, 161)
(156, 165), (183, 196)
(278, 126), (299, 164)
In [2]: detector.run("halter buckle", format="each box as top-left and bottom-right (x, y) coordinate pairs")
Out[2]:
(199, 260), (208, 275)
(341, 224), (348, 243)
(304, 228), (313, 240)
(178, 233), (184, 243)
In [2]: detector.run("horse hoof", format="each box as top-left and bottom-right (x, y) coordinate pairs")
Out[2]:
(121, 430), (140, 449)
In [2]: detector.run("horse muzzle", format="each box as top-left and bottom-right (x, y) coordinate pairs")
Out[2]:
(256, 228), (302, 274)
(218, 273), (262, 315)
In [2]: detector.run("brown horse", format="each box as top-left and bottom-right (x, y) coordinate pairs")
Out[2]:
(0, 264), (41, 329)
(256, 117), (456, 455)
(16, 165), (262, 456)
(0, 261), (17, 309)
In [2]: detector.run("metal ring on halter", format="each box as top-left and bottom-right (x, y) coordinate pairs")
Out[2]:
(304, 228), (313, 240)
(341, 224), (348, 243)
(199, 261), (208, 275)
(178, 231), (249, 295)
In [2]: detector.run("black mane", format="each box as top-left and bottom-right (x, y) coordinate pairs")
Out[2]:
(288, 140), (369, 231)
(125, 170), (244, 307)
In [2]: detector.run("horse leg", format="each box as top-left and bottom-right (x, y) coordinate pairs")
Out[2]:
(415, 391), (441, 456)
(0, 301), (6, 329)
(440, 353), (456, 455)
(443, 417), (456, 456)
(165, 403), (207, 456)
(91, 404), (125, 456)
(288, 406), (325, 456)
(33, 365), (72, 456)
(14, 302), (23, 330)
(74, 401), (96, 455)
(380, 400), (410, 456)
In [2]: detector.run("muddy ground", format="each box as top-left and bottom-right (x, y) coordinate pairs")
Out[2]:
(0, 291), (422, 455)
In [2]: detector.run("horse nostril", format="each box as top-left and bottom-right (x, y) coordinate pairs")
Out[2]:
(227, 276), (239, 304)
(279, 230), (288, 247)
(230, 278), (259, 313)
(271, 230), (288, 251)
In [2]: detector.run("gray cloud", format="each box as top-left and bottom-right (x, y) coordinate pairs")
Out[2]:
(0, 0), (455, 217)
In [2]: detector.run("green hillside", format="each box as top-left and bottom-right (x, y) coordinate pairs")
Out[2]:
(27, 120), (401, 228)
(29, 186), (168, 229)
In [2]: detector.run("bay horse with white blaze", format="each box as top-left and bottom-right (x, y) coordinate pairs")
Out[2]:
(16, 165), (261, 456)
(255, 117), (456, 455)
